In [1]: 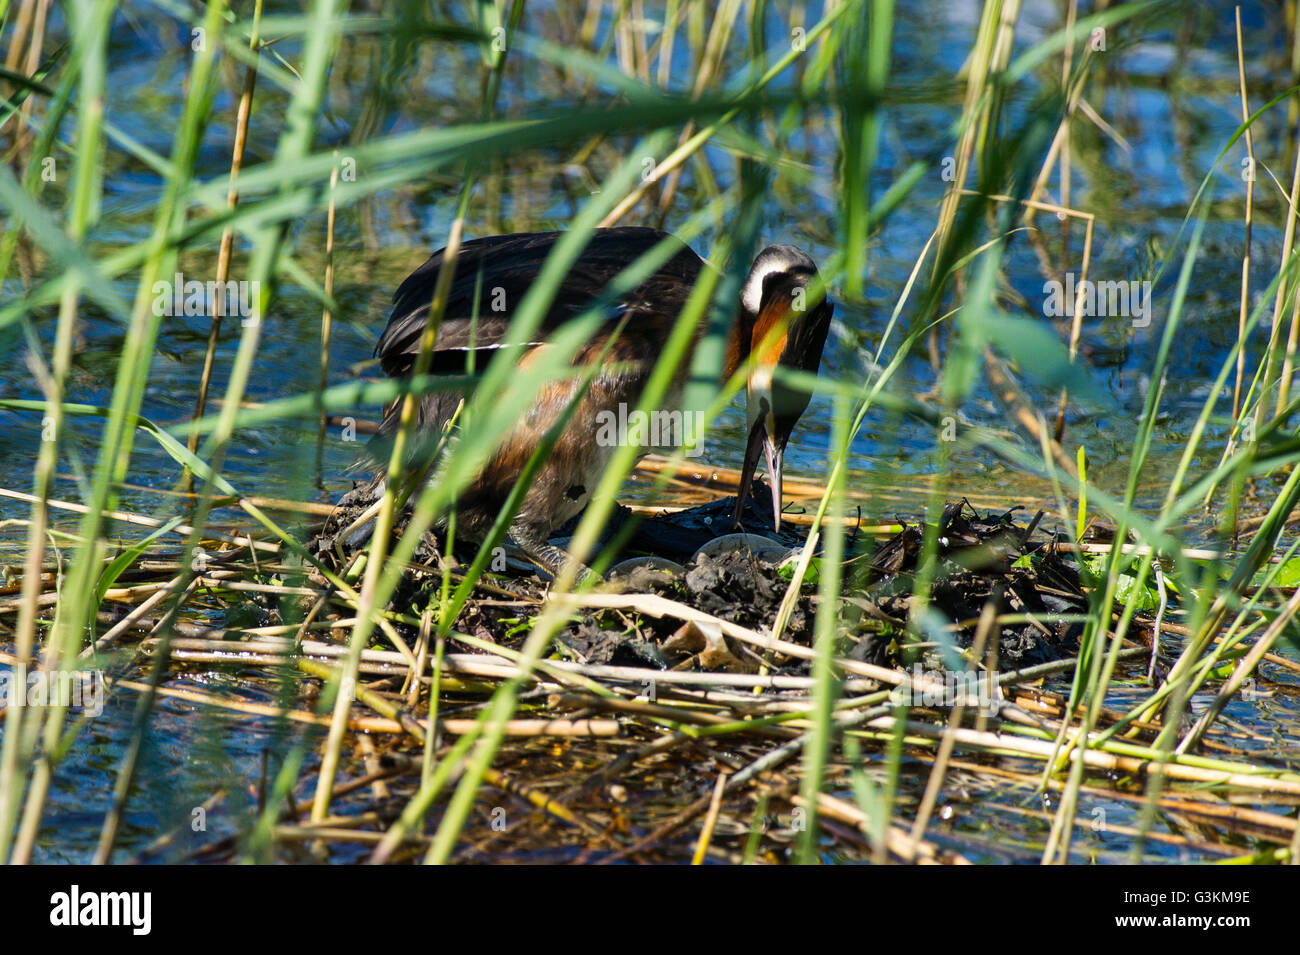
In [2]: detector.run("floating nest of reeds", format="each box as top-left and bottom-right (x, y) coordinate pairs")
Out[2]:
(307, 487), (1084, 676)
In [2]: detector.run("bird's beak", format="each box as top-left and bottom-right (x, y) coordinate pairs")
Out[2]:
(763, 432), (784, 533)
(734, 366), (785, 532)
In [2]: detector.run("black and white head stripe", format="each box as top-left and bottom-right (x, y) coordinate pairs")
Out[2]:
(740, 244), (819, 315)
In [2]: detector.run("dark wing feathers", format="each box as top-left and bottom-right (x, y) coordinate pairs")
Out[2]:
(375, 227), (705, 378)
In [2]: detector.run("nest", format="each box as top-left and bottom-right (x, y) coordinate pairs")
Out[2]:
(849, 500), (1087, 670)
(306, 486), (1086, 677)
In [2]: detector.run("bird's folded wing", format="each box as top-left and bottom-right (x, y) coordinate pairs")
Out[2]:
(375, 227), (700, 377)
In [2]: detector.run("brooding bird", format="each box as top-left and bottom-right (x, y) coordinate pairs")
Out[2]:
(366, 226), (832, 578)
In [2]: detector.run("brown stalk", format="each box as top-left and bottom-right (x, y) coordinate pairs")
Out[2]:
(187, 4), (264, 490)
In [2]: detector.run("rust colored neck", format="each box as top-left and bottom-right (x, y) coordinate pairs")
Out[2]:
(725, 289), (797, 382)
(722, 307), (748, 381)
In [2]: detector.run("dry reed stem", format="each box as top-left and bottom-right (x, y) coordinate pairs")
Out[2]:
(188, 0), (264, 488)
(1234, 6), (1257, 420)
(1266, 89), (1300, 416)
(107, 675), (618, 737)
(953, 758), (1298, 839)
(905, 599), (997, 859)
(0, 487), (280, 552)
(1178, 582), (1300, 753)
(798, 791), (968, 864)
(317, 155), (340, 469)
(865, 715), (1300, 796)
(691, 770), (729, 864)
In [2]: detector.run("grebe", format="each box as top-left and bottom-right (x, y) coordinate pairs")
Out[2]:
(367, 226), (832, 577)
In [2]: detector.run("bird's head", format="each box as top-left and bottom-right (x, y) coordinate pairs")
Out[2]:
(734, 244), (833, 532)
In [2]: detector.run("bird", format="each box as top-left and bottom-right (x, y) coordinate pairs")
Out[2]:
(363, 225), (833, 579)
